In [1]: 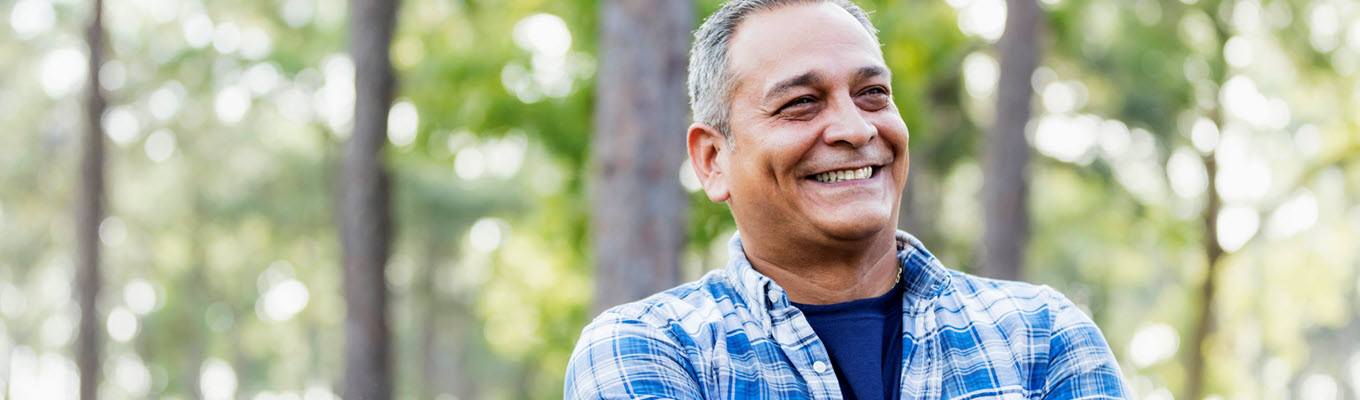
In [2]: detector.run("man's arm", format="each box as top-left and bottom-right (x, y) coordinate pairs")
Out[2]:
(1042, 292), (1132, 400)
(565, 313), (704, 400)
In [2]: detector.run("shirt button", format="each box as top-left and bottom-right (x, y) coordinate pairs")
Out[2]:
(812, 361), (829, 374)
(767, 291), (781, 305)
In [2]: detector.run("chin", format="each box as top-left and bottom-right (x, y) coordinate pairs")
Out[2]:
(812, 210), (894, 242)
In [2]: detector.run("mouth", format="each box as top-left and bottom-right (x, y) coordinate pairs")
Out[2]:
(807, 165), (879, 184)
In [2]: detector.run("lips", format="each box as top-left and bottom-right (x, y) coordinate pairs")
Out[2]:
(809, 165), (876, 183)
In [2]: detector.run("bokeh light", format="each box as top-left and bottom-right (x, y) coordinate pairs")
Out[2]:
(2, 1), (1357, 399)
(201, 358), (238, 400)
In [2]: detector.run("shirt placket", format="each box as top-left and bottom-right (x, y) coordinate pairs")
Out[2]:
(765, 287), (844, 400)
(900, 291), (942, 400)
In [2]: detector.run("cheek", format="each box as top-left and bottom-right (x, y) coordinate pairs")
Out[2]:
(878, 118), (910, 151)
(743, 126), (814, 170)
(873, 117), (911, 177)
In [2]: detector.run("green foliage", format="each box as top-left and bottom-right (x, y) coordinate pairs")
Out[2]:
(1, 0), (1357, 399)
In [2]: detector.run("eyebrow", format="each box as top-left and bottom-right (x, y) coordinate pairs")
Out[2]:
(762, 72), (822, 105)
(761, 66), (891, 105)
(856, 65), (889, 82)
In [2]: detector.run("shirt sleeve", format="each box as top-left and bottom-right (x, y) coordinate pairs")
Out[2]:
(565, 312), (704, 400)
(1041, 291), (1132, 400)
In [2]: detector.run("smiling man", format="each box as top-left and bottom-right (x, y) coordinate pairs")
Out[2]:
(565, 1), (1130, 399)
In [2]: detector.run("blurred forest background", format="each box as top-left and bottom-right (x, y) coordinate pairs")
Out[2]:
(2, 0), (1360, 398)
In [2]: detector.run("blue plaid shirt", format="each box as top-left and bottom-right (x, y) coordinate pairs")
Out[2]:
(566, 231), (1130, 399)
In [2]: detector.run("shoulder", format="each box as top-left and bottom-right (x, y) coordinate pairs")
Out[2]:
(931, 271), (1112, 364)
(937, 272), (1130, 397)
(936, 271), (1080, 329)
(591, 269), (743, 334)
(564, 270), (743, 400)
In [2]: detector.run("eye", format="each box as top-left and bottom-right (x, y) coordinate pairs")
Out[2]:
(786, 96), (814, 107)
(857, 86), (892, 110)
(862, 86), (889, 96)
(776, 96), (817, 114)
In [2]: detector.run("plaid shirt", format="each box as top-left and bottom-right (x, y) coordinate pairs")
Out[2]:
(566, 231), (1130, 399)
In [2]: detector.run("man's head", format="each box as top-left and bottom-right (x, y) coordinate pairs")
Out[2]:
(687, 0), (881, 140)
(686, 0), (911, 247)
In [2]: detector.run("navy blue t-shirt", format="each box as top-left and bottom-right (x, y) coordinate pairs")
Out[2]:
(792, 279), (904, 400)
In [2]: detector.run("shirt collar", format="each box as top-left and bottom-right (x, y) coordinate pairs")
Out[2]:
(723, 230), (952, 320)
(893, 230), (952, 305)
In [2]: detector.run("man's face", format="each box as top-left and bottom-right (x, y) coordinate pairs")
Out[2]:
(718, 2), (910, 243)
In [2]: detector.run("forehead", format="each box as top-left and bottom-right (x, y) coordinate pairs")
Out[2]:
(727, 3), (885, 95)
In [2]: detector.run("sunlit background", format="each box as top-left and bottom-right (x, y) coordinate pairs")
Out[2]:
(2, 0), (1359, 398)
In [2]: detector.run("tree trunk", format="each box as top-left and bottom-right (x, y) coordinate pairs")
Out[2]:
(1186, 152), (1222, 400)
(980, 0), (1041, 281)
(1186, 3), (1231, 397)
(76, 0), (107, 398)
(417, 236), (441, 400)
(184, 195), (208, 400)
(340, 0), (399, 398)
(591, 0), (693, 313)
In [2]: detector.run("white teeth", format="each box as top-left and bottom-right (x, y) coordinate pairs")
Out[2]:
(813, 166), (874, 183)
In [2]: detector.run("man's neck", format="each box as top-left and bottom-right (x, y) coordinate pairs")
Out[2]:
(740, 230), (900, 305)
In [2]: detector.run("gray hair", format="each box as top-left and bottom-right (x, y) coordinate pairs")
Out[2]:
(687, 0), (881, 140)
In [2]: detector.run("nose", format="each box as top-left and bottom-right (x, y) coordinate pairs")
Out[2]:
(821, 95), (876, 147)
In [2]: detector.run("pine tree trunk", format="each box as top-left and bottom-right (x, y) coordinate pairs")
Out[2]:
(76, 0), (107, 398)
(591, 0), (694, 313)
(340, 0), (399, 398)
(980, 0), (1041, 281)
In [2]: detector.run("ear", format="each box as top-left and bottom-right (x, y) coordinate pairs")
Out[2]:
(687, 122), (731, 203)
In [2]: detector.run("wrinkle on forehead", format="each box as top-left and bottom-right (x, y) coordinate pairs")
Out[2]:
(726, 3), (885, 99)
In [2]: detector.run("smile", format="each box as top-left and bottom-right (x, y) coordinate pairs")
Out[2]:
(810, 166), (875, 183)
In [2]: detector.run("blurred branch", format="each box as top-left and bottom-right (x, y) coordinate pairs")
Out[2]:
(1238, 143), (1360, 251)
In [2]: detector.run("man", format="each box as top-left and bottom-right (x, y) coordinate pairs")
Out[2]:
(566, 0), (1131, 399)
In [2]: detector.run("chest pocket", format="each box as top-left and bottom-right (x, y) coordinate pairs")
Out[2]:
(934, 321), (1034, 400)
